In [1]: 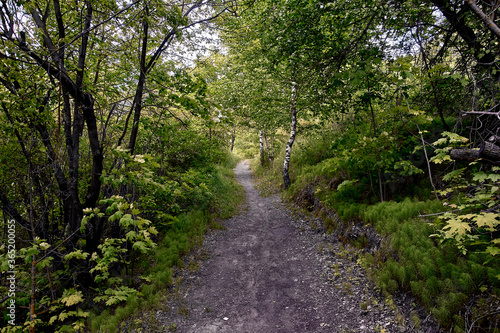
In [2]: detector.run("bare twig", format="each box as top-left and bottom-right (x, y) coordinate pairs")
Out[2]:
(418, 209), (460, 217)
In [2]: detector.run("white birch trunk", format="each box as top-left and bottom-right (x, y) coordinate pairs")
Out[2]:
(259, 130), (265, 166)
(283, 81), (297, 189)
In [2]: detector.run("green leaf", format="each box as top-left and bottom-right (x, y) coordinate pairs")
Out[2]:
(486, 246), (500, 256)
(488, 174), (500, 182)
(59, 311), (69, 321)
(132, 241), (149, 253)
(61, 289), (84, 306)
(148, 226), (159, 235)
(119, 214), (134, 227)
(443, 168), (465, 181)
(125, 230), (137, 241)
(443, 217), (471, 237)
(475, 213), (498, 229)
(473, 172), (488, 182)
(36, 257), (54, 270)
(109, 210), (124, 222)
(430, 151), (452, 164)
(432, 137), (448, 146)
(64, 250), (89, 261)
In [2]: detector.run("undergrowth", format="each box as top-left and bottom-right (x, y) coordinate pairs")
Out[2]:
(357, 199), (500, 332)
(89, 153), (245, 332)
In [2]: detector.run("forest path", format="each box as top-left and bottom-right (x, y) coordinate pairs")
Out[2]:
(155, 160), (439, 333)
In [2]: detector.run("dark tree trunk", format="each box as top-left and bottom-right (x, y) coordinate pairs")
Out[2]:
(465, 0), (500, 41)
(26, 1), (101, 238)
(489, 135), (500, 145)
(430, 0), (498, 66)
(367, 81), (384, 202)
(128, 6), (149, 155)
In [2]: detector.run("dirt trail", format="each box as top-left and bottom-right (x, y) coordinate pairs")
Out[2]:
(156, 160), (440, 332)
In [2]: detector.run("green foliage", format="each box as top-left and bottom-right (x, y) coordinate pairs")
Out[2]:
(46, 288), (89, 333)
(89, 153), (245, 331)
(430, 135), (500, 258)
(94, 287), (139, 307)
(255, 128), (500, 331)
(1, 0), (499, 331)
(233, 129), (261, 159)
(358, 199), (499, 331)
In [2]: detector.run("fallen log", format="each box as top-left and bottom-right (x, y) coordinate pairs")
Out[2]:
(450, 142), (500, 166)
(480, 142), (500, 161)
(450, 148), (480, 162)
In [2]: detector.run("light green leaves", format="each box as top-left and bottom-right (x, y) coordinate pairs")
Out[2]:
(441, 213), (472, 238)
(64, 249), (89, 261)
(434, 132), (469, 146)
(93, 286), (139, 306)
(486, 246), (500, 256)
(475, 213), (499, 230)
(473, 172), (500, 183)
(394, 160), (424, 176)
(60, 289), (84, 307)
(434, 160), (500, 257)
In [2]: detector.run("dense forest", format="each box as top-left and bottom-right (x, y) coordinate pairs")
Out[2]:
(0, 0), (499, 332)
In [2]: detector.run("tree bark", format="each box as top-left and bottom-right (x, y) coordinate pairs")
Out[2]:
(367, 83), (384, 202)
(480, 141), (500, 161)
(259, 130), (265, 166)
(430, 0), (497, 66)
(264, 134), (273, 163)
(489, 135), (500, 145)
(450, 142), (500, 165)
(450, 148), (481, 162)
(128, 5), (149, 155)
(465, 0), (500, 41)
(22, 2), (102, 237)
(230, 127), (235, 152)
(415, 26), (450, 131)
(283, 81), (297, 189)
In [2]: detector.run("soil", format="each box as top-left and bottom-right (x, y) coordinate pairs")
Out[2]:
(146, 160), (443, 332)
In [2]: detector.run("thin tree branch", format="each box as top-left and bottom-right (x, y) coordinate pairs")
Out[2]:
(465, 0), (500, 40)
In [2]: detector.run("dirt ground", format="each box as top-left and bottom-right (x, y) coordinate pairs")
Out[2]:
(151, 160), (442, 333)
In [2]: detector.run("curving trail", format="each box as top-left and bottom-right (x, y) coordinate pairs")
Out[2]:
(156, 160), (440, 333)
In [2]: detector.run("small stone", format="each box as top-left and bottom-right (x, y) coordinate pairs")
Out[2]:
(223, 317), (229, 321)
